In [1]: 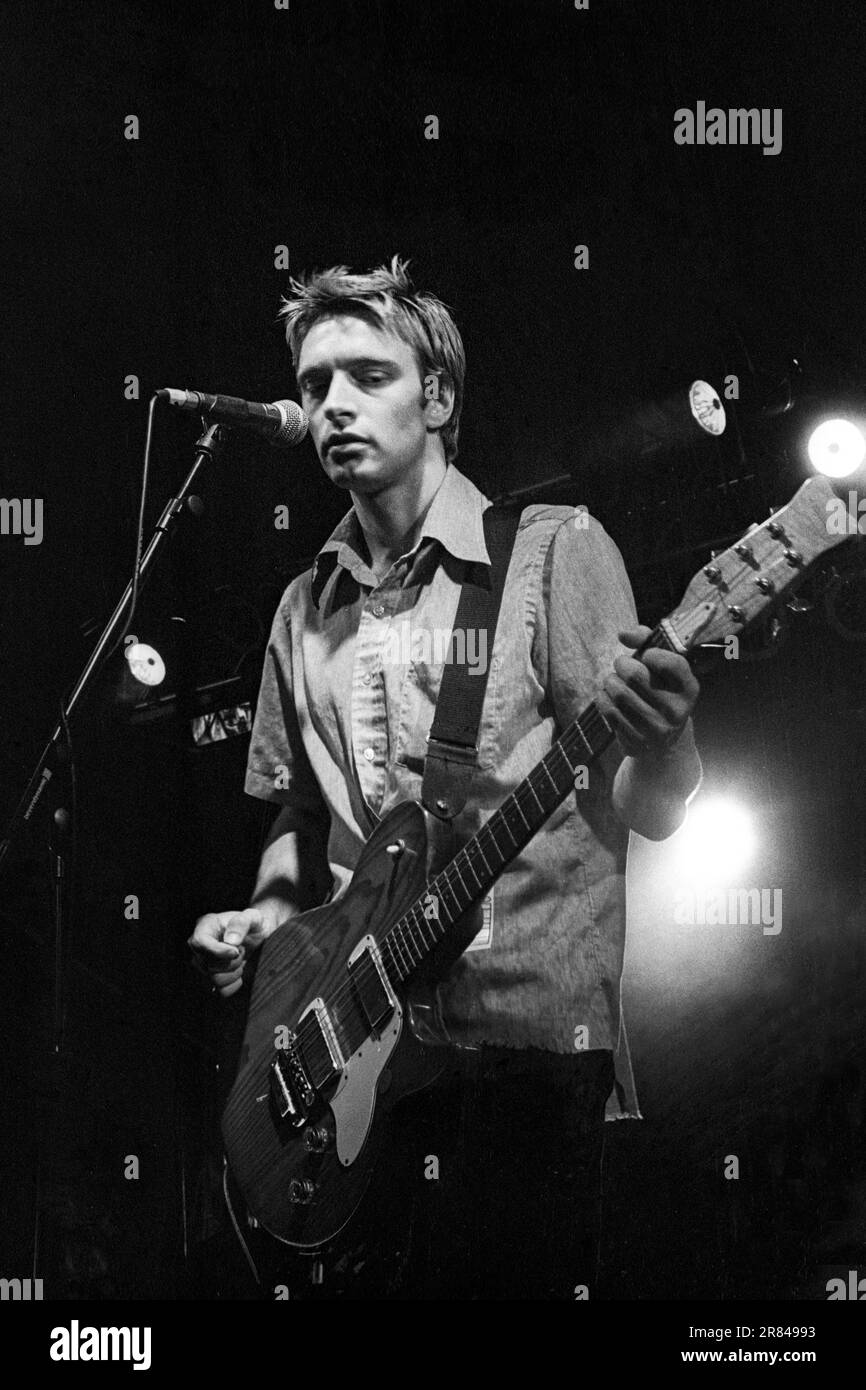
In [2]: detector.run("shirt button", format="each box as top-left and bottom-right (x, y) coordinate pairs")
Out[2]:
(372, 604), (385, 618)
(362, 673), (372, 685)
(363, 747), (375, 762)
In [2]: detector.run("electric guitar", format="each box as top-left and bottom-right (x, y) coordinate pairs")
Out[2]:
(222, 475), (848, 1250)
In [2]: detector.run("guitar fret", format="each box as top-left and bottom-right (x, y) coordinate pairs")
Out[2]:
(427, 905), (443, 941)
(388, 933), (408, 979)
(410, 916), (426, 959)
(461, 850), (484, 892)
(399, 920), (418, 967)
(403, 921), (420, 967)
(526, 779), (546, 815)
(572, 720), (595, 763)
(475, 837), (493, 876)
(413, 903), (437, 948)
(513, 797), (531, 831)
(553, 739), (578, 772)
(494, 808), (519, 849)
(479, 821), (504, 868)
(540, 760), (560, 796)
(452, 859), (470, 897)
(550, 742), (575, 781)
(438, 875), (463, 919)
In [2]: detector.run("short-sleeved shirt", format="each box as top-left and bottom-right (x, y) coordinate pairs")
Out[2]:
(245, 462), (641, 1118)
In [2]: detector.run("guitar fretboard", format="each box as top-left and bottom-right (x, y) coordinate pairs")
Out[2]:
(379, 624), (673, 982)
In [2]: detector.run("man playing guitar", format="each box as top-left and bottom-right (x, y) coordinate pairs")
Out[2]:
(189, 256), (701, 1299)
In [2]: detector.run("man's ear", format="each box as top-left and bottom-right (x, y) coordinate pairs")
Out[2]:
(422, 372), (455, 432)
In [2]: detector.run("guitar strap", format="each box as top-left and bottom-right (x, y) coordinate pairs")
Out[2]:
(421, 504), (521, 821)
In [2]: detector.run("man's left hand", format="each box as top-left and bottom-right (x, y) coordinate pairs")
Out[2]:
(597, 625), (700, 760)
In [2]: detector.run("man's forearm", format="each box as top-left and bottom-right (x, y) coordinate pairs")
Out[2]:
(612, 719), (702, 841)
(248, 807), (324, 934)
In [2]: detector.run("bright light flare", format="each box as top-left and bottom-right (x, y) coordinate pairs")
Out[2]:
(670, 797), (756, 887)
(807, 418), (866, 478)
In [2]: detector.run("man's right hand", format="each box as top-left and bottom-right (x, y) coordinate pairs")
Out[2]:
(188, 906), (279, 997)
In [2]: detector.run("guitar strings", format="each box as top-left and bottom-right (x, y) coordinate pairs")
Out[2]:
(288, 698), (618, 1074)
(288, 657), (676, 1076)
(291, 702), (616, 1069)
(282, 607), (765, 1070)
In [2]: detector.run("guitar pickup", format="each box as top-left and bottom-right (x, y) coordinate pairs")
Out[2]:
(347, 936), (397, 1037)
(269, 1032), (316, 1129)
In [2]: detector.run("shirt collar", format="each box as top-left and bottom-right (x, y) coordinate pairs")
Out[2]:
(310, 463), (491, 608)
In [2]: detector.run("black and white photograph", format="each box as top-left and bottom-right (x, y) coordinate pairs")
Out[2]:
(1, 0), (865, 1361)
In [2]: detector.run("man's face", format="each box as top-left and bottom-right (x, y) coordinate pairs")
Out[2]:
(296, 314), (441, 493)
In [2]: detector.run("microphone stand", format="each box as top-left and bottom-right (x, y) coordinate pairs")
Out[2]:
(0, 422), (226, 881)
(1, 420), (226, 1287)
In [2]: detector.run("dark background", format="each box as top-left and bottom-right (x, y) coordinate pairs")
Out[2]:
(1, 0), (865, 1300)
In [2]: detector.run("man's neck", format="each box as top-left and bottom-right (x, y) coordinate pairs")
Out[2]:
(352, 454), (448, 579)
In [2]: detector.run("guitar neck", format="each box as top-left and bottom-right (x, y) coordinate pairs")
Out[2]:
(380, 624), (677, 984)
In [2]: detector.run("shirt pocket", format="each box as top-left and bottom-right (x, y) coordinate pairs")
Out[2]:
(392, 645), (504, 776)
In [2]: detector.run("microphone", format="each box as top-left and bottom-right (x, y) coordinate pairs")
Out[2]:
(157, 388), (309, 449)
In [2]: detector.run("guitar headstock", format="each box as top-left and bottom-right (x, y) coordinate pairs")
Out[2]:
(662, 476), (850, 654)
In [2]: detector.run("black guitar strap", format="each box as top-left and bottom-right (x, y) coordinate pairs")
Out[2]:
(421, 504), (521, 821)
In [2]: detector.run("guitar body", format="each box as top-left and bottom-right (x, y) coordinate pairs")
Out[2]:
(221, 800), (469, 1250)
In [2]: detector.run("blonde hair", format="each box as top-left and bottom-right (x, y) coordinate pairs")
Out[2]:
(279, 255), (465, 462)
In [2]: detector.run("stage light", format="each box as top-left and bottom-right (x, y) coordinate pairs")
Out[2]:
(124, 642), (166, 688)
(807, 418), (866, 478)
(670, 796), (757, 886)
